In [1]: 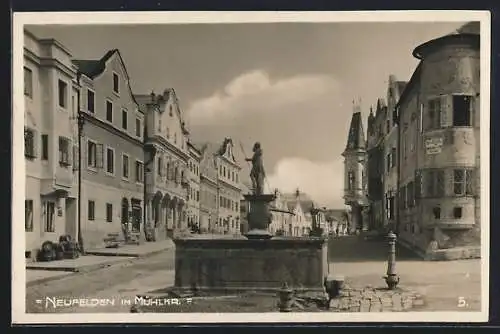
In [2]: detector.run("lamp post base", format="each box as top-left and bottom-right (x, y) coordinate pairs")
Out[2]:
(384, 274), (400, 290)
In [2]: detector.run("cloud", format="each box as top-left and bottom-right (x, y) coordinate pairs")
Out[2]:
(186, 70), (339, 125)
(266, 157), (345, 209)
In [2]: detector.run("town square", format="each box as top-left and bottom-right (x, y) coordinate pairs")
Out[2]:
(16, 15), (486, 319)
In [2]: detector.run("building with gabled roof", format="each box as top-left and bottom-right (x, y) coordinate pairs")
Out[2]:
(73, 47), (146, 249)
(196, 138), (242, 235)
(134, 88), (191, 240)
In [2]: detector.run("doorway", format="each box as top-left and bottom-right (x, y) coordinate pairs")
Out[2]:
(65, 197), (77, 239)
(121, 198), (130, 229)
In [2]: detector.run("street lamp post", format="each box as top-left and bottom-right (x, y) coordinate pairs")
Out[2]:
(77, 108), (85, 254)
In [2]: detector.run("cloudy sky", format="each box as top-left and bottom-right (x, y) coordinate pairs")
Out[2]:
(28, 21), (464, 208)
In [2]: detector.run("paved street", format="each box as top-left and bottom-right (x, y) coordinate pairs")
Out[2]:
(26, 235), (481, 313)
(26, 250), (175, 313)
(329, 236), (482, 312)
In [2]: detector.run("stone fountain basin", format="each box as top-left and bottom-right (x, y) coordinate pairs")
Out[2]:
(172, 236), (329, 293)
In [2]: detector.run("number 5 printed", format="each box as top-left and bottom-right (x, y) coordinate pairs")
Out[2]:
(458, 297), (467, 308)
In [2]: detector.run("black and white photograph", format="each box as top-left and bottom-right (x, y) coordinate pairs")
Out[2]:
(12, 11), (490, 323)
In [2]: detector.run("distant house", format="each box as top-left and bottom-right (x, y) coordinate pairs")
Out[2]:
(325, 209), (349, 235)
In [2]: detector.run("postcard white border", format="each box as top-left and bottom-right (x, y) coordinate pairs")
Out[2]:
(12, 10), (491, 324)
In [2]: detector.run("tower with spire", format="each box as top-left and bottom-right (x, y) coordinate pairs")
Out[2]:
(342, 99), (369, 233)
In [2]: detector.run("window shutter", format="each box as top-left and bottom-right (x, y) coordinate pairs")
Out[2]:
(440, 95), (451, 128)
(96, 143), (104, 169)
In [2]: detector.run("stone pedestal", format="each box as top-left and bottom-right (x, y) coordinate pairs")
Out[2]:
(244, 193), (275, 240)
(173, 237), (329, 293)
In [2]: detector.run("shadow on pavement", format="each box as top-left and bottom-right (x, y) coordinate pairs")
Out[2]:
(328, 235), (422, 263)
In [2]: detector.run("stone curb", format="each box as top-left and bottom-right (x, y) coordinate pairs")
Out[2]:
(85, 245), (173, 258)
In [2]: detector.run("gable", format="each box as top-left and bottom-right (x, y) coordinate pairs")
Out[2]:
(73, 49), (141, 113)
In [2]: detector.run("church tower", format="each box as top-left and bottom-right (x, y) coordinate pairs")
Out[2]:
(342, 100), (369, 233)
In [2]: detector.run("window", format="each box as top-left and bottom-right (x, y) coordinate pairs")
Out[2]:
(59, 137), (70, 166)
(41, 134), (48, 160)
(347, 171), (355, 190)
(87, 140), (97, 168)
(157, 157), (163, 176)
(407, 181), (415, 207)
(386, 119), (390, 133)
(25, 200), (33, 232)
(58, 80), (67, 108)
(135, 161), (144, 183)
(24, 67), (33, 97)
(426, 170), (445, 197)
(236, 174), (239, 183)
(453, 207), (463, 219)
(400, 185), (407, 209)
(122, 109), (128, 129)
(196, 190), (200, 202)
(106, 203), (113, 222)
(87, 89), (95, 113)
(390, 147), (397, 168)
(24, 128), (36, 159)
(44, 201), (55, 232)
(454, 169), (474, 196)
(433, 207), (441, 219)
(122, 154), (129, 179)
(427, 98), (442, 130)
(386, 194), (395, 220)
(106, 147), (114, 174)
(453, 95), (472, 126)
(88, 200), (95, 220)
(223, 166), (226, 177)
(135, 118), (141, 137)
(106, 100), (113, 122)
(113, 72), (119, 94)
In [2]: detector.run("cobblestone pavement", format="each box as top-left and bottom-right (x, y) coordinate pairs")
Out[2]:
(327, 287), (424, 312)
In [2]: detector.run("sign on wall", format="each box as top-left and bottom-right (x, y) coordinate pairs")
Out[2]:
(425, 137), (443, 155)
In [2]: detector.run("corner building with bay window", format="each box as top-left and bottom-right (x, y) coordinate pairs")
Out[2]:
(23, 30), (80, 258)
(396, 24), (481, 258)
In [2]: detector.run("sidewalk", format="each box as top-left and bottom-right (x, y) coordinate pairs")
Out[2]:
(86, 239), (174, 257)
(26, 255), (135, 273)
(26, 270), (75, 287)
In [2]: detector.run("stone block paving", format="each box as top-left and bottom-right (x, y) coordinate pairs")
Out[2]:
(326, 286), (424, 312)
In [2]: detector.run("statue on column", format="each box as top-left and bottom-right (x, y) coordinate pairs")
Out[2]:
(246, 142), (265, 195)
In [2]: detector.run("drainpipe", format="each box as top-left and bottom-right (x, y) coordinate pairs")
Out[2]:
(76, 72), (85, 254)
